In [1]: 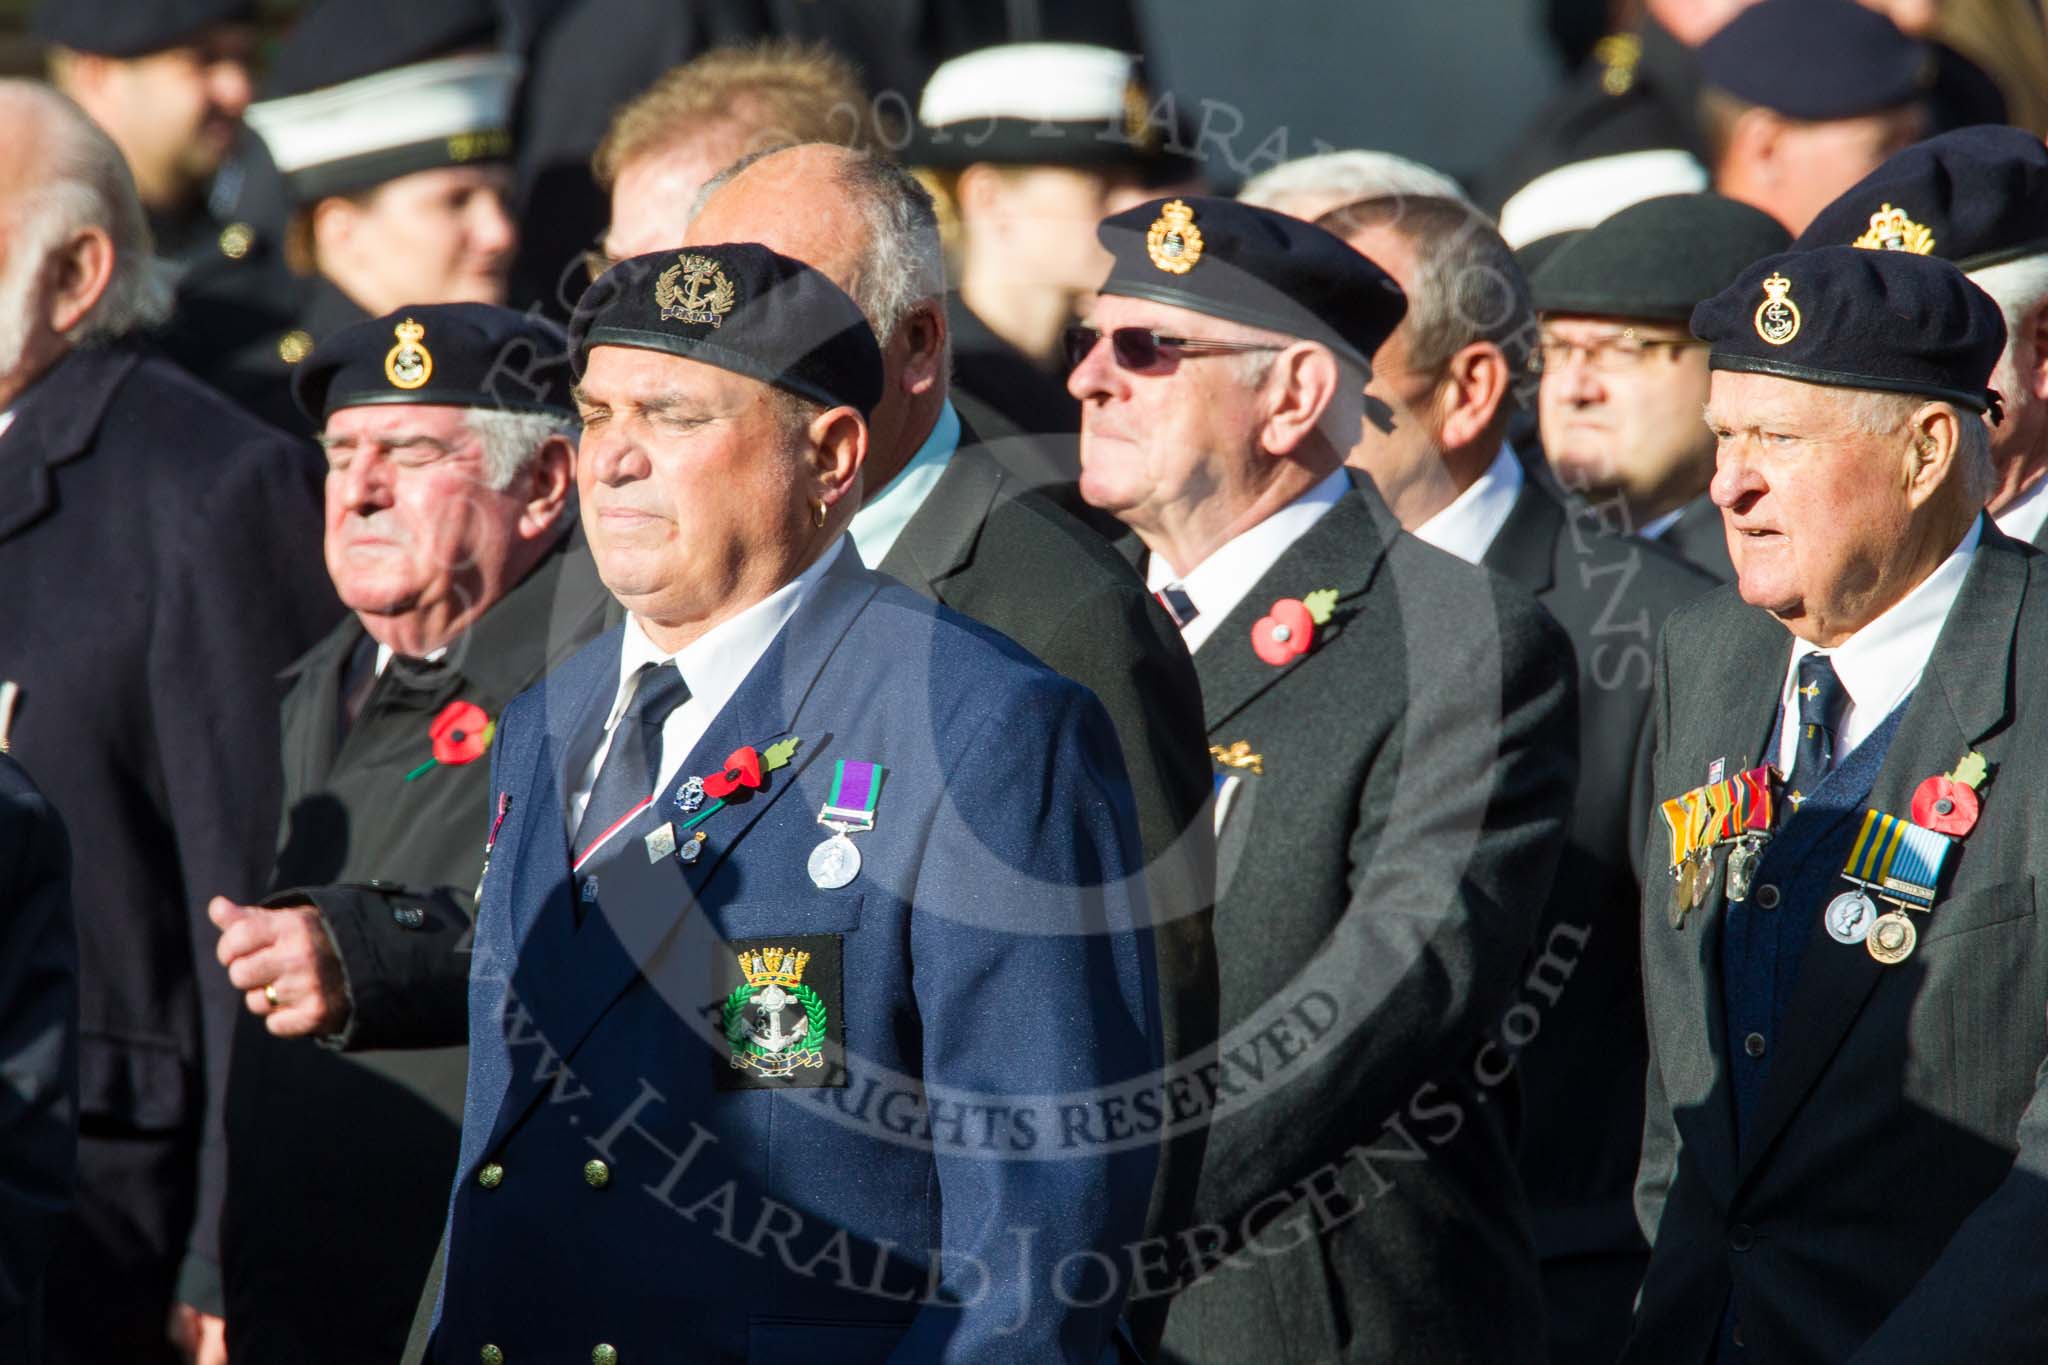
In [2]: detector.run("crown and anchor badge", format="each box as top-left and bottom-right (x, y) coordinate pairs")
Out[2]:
(1754, 272), (1803, 347)
(656, 253), (738, 326)
(1852, 203), (1935, 256)
(384, 317), (432, 389)
(1147, 199), (1204, 274)
(722, 946), (827, 1079)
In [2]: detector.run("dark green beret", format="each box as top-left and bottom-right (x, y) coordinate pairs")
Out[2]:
(1532, 194), (1791, 322)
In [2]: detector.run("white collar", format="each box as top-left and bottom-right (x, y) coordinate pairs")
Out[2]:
(1992, 471), (2048, 547)
(605, 537), (846, 735)
(849, 400), (961, 567)
(1638, 504), (1686, 541)
(1777, 516), (1982, 771)
(1411, 445), (1524, 565)
(1146, 466), (1349, 654)
(373, 642), (449, 677)
(0, 410), (15, 444)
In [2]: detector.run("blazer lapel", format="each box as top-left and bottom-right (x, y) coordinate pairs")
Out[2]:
(1195, 484), (1393, 733)
(0, 348), (138, 546)
(492, 556), (880, 1141)
(875, 437), (1001, 595)
(1737, 524), (2024, 1184)
(1480, 480), (1561, 599)
(1661, 598), (1789, 1199)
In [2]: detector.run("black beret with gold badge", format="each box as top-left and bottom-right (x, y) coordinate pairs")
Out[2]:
(1794, 125), (2048, 273)
(1691, 245), (2006, 415)
(294, 303), (575, 423)
(570, 244), (885, 418)
(1095, 196), (1408, 372)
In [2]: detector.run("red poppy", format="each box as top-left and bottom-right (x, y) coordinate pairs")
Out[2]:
(1251, 598), (1316, 666)
(430, 701), (495, 766)
(702, 746), (764, 799)
(1911, 773), (1980, 838)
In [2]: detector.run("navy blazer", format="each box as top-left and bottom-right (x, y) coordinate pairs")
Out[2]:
(431, 544), (1162, 1364)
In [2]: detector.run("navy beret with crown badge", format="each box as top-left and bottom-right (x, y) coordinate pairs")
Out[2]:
(1794, 125), (2048, 273)
(1094, 196), (1407, 372)
(295, 303), (576, 423)
(570, 243), (884, 418)
(1691, 245), (2005, 415)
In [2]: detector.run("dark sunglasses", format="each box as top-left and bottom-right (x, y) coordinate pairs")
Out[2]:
(1062, 325), (1282, 373)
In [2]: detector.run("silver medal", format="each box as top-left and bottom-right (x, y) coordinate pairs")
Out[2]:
(1726, 837), (1762, 903)
(1825, 888), (1876, 944)
(807, 832), (861, 889)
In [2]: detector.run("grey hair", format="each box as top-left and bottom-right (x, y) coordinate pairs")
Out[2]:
(1315, 195), (1536, 408)
(1238, 150), (1469, 218)
(691, 143), (947, 346)
(463, 409), (578, 491)
(1839, 388), (1997, 507)
(0, 81), (173, 343)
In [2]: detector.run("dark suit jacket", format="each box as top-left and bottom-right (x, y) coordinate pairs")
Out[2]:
(221, 530), (608, 1365)
(0, 345), (339, 1314)
(1629, 523), (2048, 1363)
(1481, 481), (1713, 1269)
(0, 757), (78, 1365)
(876, 415), (1217, 1350)
(432, 544), (1161, 1363)
(1656, 493), (1735, 584)
(1151, 481), (1578, 1364)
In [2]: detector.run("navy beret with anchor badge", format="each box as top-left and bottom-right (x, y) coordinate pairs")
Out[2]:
(1094, 195), (1408, 372)
(293, 303), (575, 422)
(1794, 124), (2048, 273)
(570, 243), (885, 418)
(1692, 246), (2007, 417)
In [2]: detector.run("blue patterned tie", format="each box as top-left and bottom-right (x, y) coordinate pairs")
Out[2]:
(1787, 653), (1849, 807)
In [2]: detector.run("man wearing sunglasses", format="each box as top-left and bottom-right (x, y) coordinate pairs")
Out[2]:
(1530, 193), (1791, 581)
(1071, 195), (1579, 1364)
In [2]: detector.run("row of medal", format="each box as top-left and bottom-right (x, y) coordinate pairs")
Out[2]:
(1661, 752), (1990, 965)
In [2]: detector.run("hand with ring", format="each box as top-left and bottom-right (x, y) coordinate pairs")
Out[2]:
(210, 896), (350, 1037)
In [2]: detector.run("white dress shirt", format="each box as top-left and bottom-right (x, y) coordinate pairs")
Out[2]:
(849, 400), (961, 568)
(0, 410), (15, 444)
(373, 643), (449, 675)
(1145, 467), (1349, 654)
(1774, 517), (1982, 774)
(566, 537), (846, 840)
(1412, 445), (1524, 565)
(1993, 472), (2048, 548)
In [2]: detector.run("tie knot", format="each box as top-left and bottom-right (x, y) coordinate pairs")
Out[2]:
(1795, 653), (1848, 729)
(626, 663), (690, 726)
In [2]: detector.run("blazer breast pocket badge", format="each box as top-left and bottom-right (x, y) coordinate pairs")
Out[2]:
(716, 934), (846, 1090)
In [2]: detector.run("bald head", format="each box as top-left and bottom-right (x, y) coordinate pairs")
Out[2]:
(682, 143), (950, 478)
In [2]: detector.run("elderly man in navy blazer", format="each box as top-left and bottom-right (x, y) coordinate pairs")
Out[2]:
(426, 242), (1162, 1364)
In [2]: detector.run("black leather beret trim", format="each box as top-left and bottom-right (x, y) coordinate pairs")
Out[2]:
(313, 388), (574, 419)
(1709, 353), (1991, 412)
(1530, 292), (1696, 323)
(580, 325), (864, 415)
(1958, 240), (2048, 275)
(1096, 275), (1372, 372)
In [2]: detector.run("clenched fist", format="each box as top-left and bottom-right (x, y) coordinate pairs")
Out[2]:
(209, 896), (350, 1038)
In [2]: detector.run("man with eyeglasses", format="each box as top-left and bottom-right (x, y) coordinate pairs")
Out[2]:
(1532, 193), (1791, 580)
(1071, 195), (1579, 1363)
(1319, 188), (1713, 1364)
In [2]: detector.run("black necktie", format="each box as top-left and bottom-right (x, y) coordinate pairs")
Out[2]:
(572, 662), (691, 869)
(1787, 653), (1850, 805)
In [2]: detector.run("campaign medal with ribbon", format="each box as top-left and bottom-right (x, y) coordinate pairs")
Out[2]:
(1829, 808), (1956, 963)
(809, 759), (884, 890)
(1660, 788), (1710, 927)
(1723, 767), (1777, 903)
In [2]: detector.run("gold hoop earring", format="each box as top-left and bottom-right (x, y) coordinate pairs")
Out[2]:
(812, 500), (828, 529)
